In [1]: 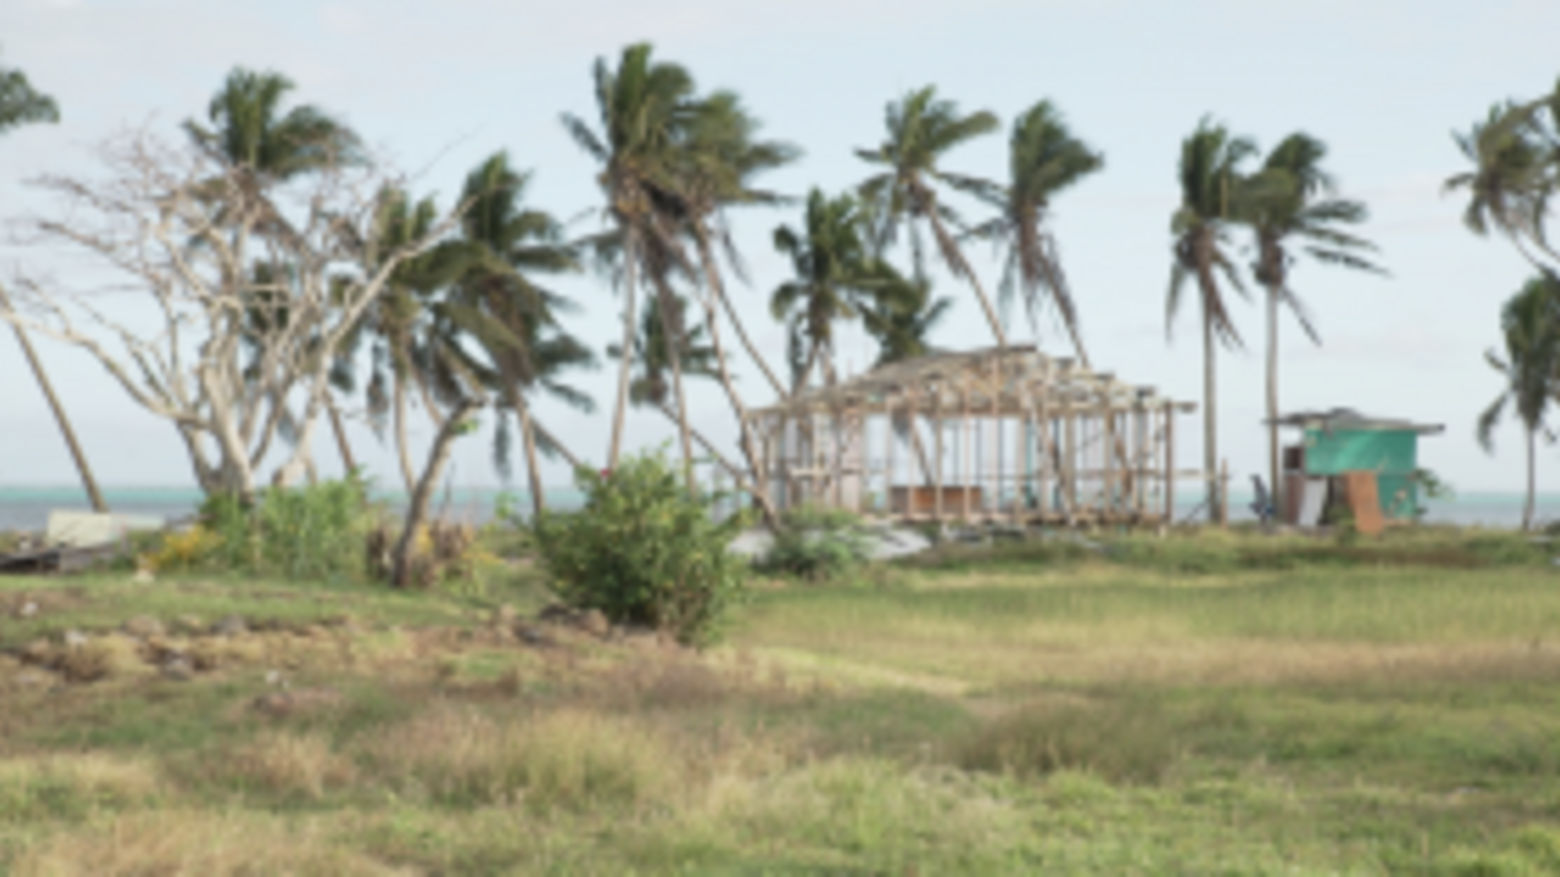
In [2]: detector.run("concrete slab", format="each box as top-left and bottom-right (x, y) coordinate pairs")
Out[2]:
(45, 512), (163, 549)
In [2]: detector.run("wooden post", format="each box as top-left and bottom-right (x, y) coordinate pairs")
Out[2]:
(885, 404), (896, 517)
(1218, 457), (1230, 527)
(934, 389), (945, 523)
(1065, 409), (1078, 515)
(961, 378), (973, 523)
(1104, 410), (1117, 518)
(1163, 403), (1176, 527)
(832, 412), (845, 511)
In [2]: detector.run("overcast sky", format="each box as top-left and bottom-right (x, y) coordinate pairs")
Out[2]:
(2, 0), (1557, 494)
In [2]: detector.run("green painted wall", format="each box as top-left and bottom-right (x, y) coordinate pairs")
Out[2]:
(1302, 428), (1421, 519)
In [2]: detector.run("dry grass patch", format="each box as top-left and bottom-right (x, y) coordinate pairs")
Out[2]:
(219, 731), (356, 800)
(363, 703), (679, 811)
(0, 753), (160, 821)
(12, 810), (403, 876)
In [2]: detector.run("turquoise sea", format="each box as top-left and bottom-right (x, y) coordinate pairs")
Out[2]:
(0, 485), (1557, 532)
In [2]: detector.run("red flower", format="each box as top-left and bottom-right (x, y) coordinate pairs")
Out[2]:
(598, 468), (612, 479)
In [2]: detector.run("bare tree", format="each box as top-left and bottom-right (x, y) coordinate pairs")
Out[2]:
(0, 128), (468, 497)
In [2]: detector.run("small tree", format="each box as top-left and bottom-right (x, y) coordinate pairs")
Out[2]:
(0, 128), (468, 497)
(532, 448), (750, 647)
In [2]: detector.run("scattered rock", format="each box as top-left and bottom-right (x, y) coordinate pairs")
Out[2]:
(122, 615), (165, 639)
(62, 629), (89, 650)
(617, 625), (665, 650)
(160, 656), (194, 681)
(17, 601), (38, 619)
(265, 669), (284, 687)
(514, 624), (554, 648)
(537, 604), (575, 624)
(144, 636), (188, 663)
(132, 569), (155, 584)
(172, 615), (205, 636)
(59, 635), (148, 683)
(212, 615), (248, 638)
(580, 609), (610, 637)
(12, 669), (53, 689)
(21, 639), (53, 665)
(252, 687), (343, 718)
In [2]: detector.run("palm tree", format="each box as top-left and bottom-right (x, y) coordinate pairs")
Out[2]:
(184, 67), (362, 183)
(1478, 274), (1560, 530)
(562, 43), (702, 484)
(454, 152), (592, 517)
(1168, 117), (1256, 523)
(968, 100), (1103, 364)
(856, 86), (1006, 344)
(185, 66), (365, 475)
(1243, 133), (1385, 511)
(1445, 103), (1557, 268)
(861, 268), (953, 367)
(0, 53), (109, 513)
(770, 189), (882, 391)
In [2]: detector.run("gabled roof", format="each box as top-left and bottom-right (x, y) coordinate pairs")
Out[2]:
(1265, 407), (1444, 435)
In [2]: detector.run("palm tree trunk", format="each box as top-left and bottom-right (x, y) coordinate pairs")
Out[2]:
(0, 285), (109, 514)
(326, 398), (358, 476)
(1063, 321), (1092, 371)
(689, 286), (781, 529)
(929, 213), (1008, 347)
(652, 278), (698, 494)
(1525, 425), (1537, 531)
(532, 421), (582, 471)
(509, 388), (548, 521)
(393, 378), (417, 495)
(608, 234), (640, 469)
(1266, 285), (1281, 522)
(1203, 304), (1220, 524)
(392, 396), (481, 588)
(694, 231), (788, 400)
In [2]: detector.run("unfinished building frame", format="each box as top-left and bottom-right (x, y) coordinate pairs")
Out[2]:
(745, 346), (1199, 527)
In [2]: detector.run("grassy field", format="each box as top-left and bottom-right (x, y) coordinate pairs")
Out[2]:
(3, 527), (1560, 874)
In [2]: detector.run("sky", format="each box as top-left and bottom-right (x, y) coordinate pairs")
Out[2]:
(1, 0), (1557, 495)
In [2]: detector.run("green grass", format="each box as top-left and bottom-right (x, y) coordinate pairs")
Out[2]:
(5, 530), (1560, 873)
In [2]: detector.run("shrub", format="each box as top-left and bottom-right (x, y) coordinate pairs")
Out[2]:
(531, 449), (750, 647)
(757, 506), (877, 582)
(365, 518), (482, 591)
(200, 476), (373, 581)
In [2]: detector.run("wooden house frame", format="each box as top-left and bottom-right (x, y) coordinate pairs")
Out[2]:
(745, 345), (1199, 527)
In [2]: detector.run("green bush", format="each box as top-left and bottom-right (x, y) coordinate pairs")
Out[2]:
(531, 449), (750, 647)
(200, 475), (373, 581)
(757, 506), (877, 582)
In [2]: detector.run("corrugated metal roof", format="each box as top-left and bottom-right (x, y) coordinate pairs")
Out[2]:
(1264, 407), (1444, 435)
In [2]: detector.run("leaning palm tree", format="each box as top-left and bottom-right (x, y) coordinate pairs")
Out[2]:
(454, 152), (591, 517)
(1478, 274), (1560, 530)
(860, 267), (953, 367)
(606, 293), (732, 470)
(968, 100), (1103, 364)
(1243, 133), (1385, 511)
(856, 86), (1006, 344)
(770, 189), (882, 391)
(1445, 103), (1557, 268)
(562, 43), (702, 483)
(0, 53), (107, 512)
(1168, 118), (1256, 523)
(184, 67), (362, 184)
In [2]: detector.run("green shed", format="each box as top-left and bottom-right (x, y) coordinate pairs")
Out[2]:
(1269, 409), (1444, 526)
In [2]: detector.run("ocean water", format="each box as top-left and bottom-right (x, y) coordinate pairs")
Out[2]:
(0, 485), (1556, 532)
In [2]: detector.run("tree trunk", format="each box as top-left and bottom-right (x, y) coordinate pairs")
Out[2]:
(392, 396), (481, 588)
(929, 212), (1007, 348)
(1203, 301), (1220, 524)
(690, 249), (781, 529)
(652, 278), (698, 494)
(1266, 283), (1281, 522)
(509, 388), (547, 521)
(326, 398), (358, 477)
(532, 420), (583, 471)
(1525, 425), (1537, 532)
(393, 377), (417, 495)
(608, 234), (640, 469)
(1063, 320), (1092, 371)
(695, 232), (788, 400)
(1, 284), (109, 514)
